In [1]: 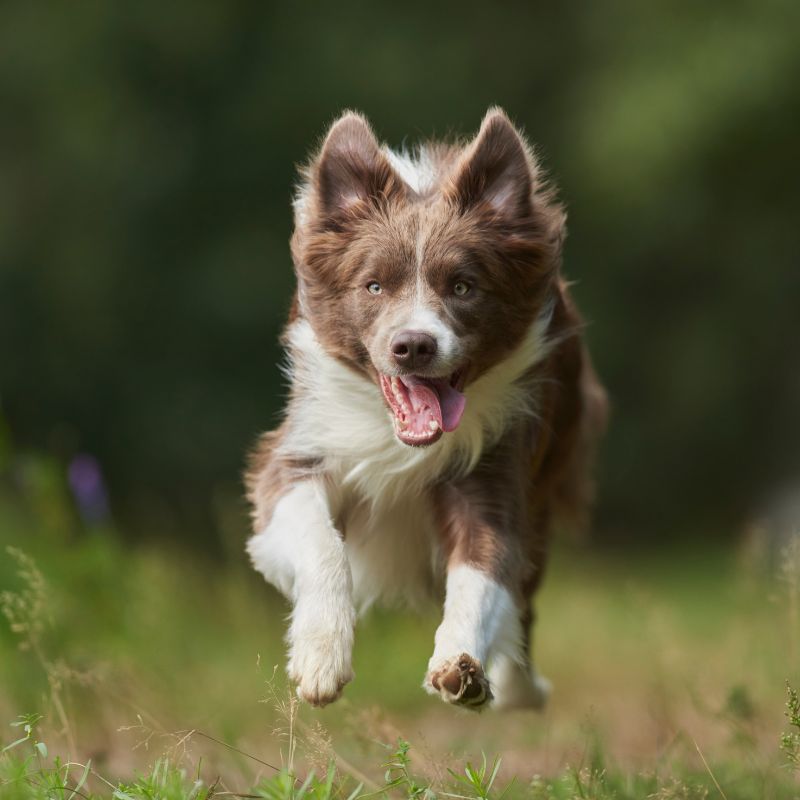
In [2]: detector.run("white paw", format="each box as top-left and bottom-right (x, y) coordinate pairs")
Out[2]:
(287, 609), (354, 707)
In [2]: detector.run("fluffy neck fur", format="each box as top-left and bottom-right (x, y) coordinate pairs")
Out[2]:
(279, 301), (556, 506)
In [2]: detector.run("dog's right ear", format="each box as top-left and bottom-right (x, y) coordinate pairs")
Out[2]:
(310, 112), (406, 227)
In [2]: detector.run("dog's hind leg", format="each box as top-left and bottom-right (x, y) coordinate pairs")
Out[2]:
(489, 605), (551, 710)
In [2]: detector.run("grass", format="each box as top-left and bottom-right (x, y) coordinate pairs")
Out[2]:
(1, 465), (800, 798)
(2, 697), (800, 800)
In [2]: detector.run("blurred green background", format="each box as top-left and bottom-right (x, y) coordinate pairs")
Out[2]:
(1, 5), (800, 792)
(1, 1), (799, 546)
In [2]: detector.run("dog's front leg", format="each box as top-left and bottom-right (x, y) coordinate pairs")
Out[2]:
(247, 480), (355, 706)
(425, 562), (521, 709)
(424, 473), (529, 710)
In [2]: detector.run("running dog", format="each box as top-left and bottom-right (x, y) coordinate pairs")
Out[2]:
(246, 108), (606, 709)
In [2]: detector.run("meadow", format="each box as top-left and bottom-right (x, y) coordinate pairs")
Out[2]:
(1, 3), (797, 798)
(1, 471), (798, 799)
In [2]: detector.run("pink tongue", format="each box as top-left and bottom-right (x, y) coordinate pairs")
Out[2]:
(401, 376), (466, 432)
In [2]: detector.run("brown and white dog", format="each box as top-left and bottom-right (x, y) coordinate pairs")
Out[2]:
(246, 108), (606, 710)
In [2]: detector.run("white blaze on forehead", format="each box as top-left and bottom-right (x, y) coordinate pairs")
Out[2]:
(378, 214), (461, 371)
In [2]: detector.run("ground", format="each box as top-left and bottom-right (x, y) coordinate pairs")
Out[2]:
(0, 520), (798, 799)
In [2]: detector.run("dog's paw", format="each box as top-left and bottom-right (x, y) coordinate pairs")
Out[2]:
(425, 653), (493, 709)
(287, 629), (353, 707)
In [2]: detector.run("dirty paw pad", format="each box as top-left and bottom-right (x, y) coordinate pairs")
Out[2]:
(429, 653), (493, 709)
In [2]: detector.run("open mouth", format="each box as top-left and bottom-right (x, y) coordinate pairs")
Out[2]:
(379, 369), (467, 446)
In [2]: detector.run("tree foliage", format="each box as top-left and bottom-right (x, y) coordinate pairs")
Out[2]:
(1, 1), (798, 542)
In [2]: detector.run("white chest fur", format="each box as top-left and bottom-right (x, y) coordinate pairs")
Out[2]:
(274, 313), (555, 611)
(337, 490), (441, 612)
(278, 312), (554, 501)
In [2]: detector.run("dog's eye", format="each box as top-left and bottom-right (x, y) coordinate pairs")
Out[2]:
(366, 281), (382, 295)
(453, 281), (471, 297)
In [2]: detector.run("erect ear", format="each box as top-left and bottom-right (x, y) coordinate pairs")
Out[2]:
(313, 111), (406, 224)
(448, 108), (533, 219)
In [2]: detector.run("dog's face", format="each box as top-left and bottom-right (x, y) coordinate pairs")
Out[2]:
(291, 109), (564, 447)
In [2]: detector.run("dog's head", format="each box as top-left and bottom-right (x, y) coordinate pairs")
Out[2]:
(291, 108), (564, 447)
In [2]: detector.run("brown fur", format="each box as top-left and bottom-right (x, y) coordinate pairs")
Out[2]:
(433, 282), (607, 593)
(289, 109), (564, 384)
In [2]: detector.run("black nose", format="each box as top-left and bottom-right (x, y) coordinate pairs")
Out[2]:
(390, 330), (438, 369)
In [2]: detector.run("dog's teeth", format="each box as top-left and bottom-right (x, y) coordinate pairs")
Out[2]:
(397, 420), (408, 430)
(428, 420), (439, 431)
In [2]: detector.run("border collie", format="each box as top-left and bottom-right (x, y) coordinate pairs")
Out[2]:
(246, 108), (606, 709)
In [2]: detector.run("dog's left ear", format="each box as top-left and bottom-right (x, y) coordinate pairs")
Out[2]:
(448, 108), (534, 220)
